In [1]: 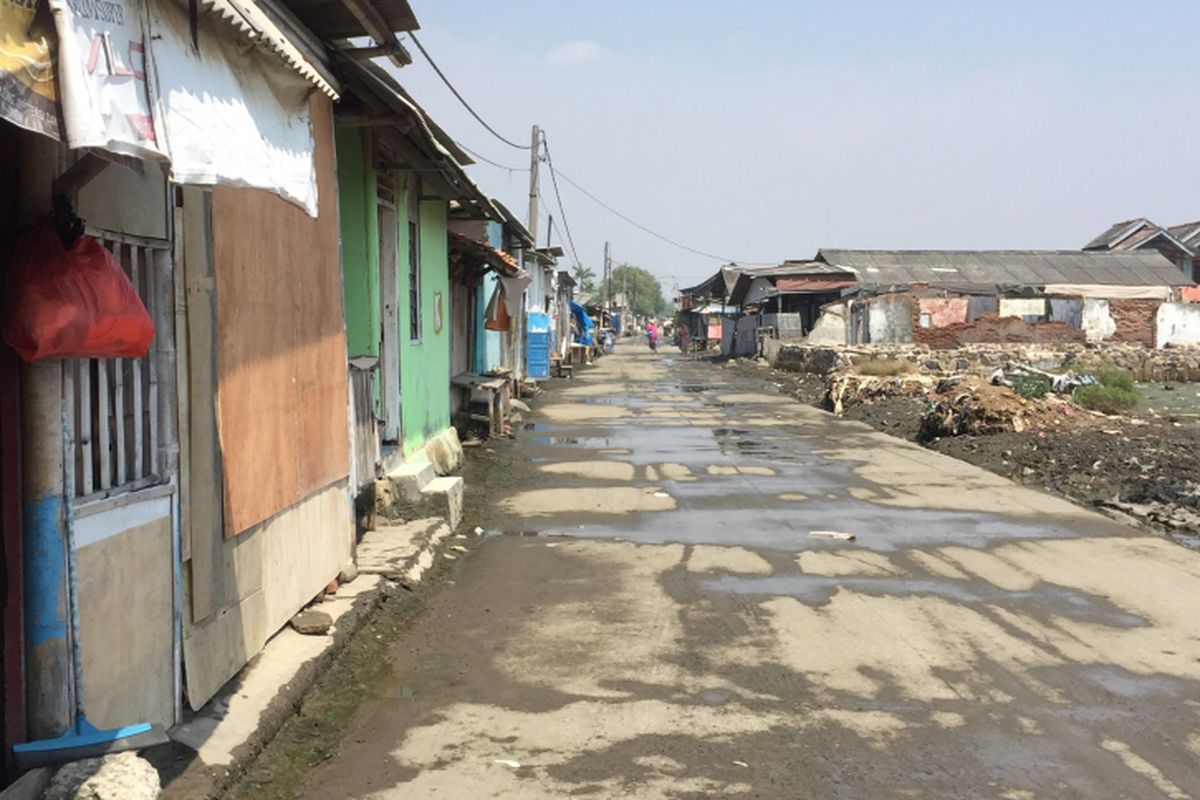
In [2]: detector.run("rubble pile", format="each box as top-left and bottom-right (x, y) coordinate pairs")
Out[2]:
(917, 375), (1082, 440)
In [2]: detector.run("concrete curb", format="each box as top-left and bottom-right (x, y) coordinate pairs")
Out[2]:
(155, 521), (453, 800)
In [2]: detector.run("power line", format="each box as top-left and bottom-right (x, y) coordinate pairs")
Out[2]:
(549, 166), (739, 263)
(540, 133), (582, 268)
(407, 32), (531, 150)
(454, 140), (529, 172)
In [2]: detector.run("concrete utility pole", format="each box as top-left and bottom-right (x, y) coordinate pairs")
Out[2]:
(603, 241), (610, 312)
(526, 124), (540, 244)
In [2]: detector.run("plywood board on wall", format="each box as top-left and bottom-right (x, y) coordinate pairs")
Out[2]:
(209, 94), (350, 537)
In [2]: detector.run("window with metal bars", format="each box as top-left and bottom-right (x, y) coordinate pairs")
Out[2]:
(65, 231), (171, 500)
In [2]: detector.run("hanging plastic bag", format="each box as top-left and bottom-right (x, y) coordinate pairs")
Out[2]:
(2, 223), (154, 362)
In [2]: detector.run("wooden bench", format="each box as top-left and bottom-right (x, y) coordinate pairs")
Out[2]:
(451, 373), (509, 436)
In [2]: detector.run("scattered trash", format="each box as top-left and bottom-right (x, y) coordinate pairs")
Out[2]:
(473, 526), (484, 535)
(809, 530), (856, 541)
(494, 759), (522, 769)
(450, 545), (468, 553)
(733, 760), (750, 768)
(653, 491), (670, 498)
(544, 542), (559, 548)
(443, 553), (457, 561)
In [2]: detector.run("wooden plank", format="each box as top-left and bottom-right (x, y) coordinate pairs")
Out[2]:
(63, 362), (76, 495)
(96, 356), (111, 490)
(182, 187), (222, 621)
(130, 246), (145, 480)
(147, 247), (160, 480)
(113, 357), (126, 486)
(78, 360), (93, 495)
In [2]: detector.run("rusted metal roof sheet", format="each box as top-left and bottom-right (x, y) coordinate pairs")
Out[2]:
(816, 249), (1191, 288)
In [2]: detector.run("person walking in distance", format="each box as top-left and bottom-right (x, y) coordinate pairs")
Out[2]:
(647, 320), (659, 353)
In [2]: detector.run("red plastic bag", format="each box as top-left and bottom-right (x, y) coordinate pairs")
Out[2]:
(3, 223), (154, 362)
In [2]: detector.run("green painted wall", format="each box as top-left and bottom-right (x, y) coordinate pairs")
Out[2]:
(335, 130), (379, 359)
(397, 186), (451, 456)
(338, 146), (453, 458)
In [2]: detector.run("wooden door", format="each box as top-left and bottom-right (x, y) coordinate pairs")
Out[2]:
(378, 197), (400, 443)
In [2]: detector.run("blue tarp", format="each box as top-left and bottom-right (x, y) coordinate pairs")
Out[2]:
(570, 300), (595, 346)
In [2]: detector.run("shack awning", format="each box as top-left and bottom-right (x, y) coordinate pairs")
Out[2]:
(449, 231), (525, 278)
(775, 277), (858, 293)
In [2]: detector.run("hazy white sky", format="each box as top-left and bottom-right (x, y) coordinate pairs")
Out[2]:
(392, 1), (1200, 289)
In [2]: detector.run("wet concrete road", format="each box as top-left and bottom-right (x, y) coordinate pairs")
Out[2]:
(301, 349), (1200, 799)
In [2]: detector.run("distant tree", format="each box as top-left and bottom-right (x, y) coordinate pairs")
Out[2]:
(573, 264), (597, 293)
(607, 264), (666, 319)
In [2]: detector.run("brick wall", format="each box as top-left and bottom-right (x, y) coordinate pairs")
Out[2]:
(1108, 300), (1158, 347)
(913, 313), (1085, 349)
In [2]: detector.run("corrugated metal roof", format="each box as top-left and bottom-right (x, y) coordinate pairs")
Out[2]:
(1083, 219), (1146, 250)
(200, 0), (339, 97)
(816, 249), (1191, 288)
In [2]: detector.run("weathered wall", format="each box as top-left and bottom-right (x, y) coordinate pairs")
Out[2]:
(914, 313), (1084, 349)
(1157, 302), (1200, 348)
(1082, 299), (1116, 342)
(182, 481), (350, 709)
(869, 294), (913, 343)
(806, 303), (848, 345)
(398, 189), (452, 457)
(76, 501), (174, 728)
(1109, 299), (1158, 348)
(770, 341), (1200, 382)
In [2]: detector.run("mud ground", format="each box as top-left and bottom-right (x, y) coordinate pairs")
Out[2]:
(226, 348), (1200, 798)
(730, 359), (1200, 543)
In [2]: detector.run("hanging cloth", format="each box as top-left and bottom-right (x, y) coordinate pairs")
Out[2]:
(485, 282), (511, 331)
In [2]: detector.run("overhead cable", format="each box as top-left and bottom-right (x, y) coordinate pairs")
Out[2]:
(454, 140), (529, 172)
(549, 167), (738, 263)
(407, 32), (531, 150)
(540, 133), (582, 268)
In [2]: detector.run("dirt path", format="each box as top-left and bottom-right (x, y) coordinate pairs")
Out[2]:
(240, 349), (1200, 798)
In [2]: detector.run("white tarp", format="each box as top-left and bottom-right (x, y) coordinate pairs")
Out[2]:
(147, 0), (317, 215)
(500, 275), (532, 317)
(1043, 284), (1175, 300)
(48, 0), (164, 158)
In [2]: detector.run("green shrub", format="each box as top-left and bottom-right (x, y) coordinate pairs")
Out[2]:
(1010, 373), (1052, 399)
(1073, 364), (1140, 414)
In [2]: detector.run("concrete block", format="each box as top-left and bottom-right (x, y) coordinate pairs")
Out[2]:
(422, 476), (464, 531)
(384, 461), (435, 502)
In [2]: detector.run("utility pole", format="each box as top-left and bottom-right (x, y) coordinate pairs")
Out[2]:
(545, 214), (553, 249)
(526, 124), (540, 245)
(603, 241), (610, 312)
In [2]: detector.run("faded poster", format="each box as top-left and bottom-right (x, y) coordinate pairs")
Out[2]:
(0, 0), (59, 137)
(48, 0), (162, 158)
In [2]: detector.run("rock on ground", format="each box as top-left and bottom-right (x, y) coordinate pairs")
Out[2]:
(291, 609), (333, 635)
(45, 752), (160, 800)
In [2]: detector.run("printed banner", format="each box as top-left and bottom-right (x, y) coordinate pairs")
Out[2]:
(0, 0), (59, 136)
(48, 0), (163, 158)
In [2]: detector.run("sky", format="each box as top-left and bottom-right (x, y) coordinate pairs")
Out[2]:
(391, 1), (1200, 290)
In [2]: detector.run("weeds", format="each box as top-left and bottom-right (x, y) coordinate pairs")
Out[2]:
(1010, 373), (1052, 399)
(854, 358), (912, 377)
(1073, 364), (1141, 414)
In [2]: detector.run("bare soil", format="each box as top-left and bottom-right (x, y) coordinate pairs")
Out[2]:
(728, 358), (1200, 544)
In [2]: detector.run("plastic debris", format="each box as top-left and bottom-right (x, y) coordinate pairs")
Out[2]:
(809, 531), (856, 541)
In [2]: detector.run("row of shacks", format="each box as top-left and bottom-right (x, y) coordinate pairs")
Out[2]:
(0, 0), (577, 776)
(678, 241), (1200, 358)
